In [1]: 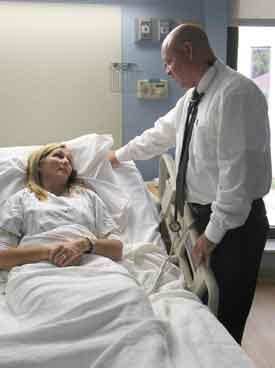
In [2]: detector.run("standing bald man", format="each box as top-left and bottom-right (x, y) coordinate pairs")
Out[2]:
(109, 23), (271, 344)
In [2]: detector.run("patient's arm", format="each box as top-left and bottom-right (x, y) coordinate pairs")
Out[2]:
(0, 237), (123, 270)
(93, 238), (123, 261)
(0, 240), (83, 270)
(49, 238), (123, 267)
(0, 245), (50, 270)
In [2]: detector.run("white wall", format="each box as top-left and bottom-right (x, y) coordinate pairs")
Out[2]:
(230, 0), (275, 24)
(0, 2), (122, 147)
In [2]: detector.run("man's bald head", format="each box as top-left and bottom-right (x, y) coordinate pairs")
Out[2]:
(161, 23), (216, 88)
(163, 23), (211, 54)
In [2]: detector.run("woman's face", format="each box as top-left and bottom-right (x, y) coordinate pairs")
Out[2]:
(38, 147), (73, 184)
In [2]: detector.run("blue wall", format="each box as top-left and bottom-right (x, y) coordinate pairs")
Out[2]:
(203, 0), (228, 64)
(120, 0), (229, 180)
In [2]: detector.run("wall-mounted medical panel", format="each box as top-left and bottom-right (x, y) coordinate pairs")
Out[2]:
(135, 18), (153, 41)
(137, 79), (168, 100)
(135, 18), (173, 42)
(157, 19), (173, 41)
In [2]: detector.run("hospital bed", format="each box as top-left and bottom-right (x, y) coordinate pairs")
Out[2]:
(0, 134), (254, 368)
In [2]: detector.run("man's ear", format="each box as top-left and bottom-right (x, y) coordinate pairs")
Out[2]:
(174, 41), (193, 62)
(182, 41), (193, 61)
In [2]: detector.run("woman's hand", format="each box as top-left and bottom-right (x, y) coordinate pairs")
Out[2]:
(48, 239), (90, 267)
(107, 150), (120, 168)
(48, 237), (123, 267)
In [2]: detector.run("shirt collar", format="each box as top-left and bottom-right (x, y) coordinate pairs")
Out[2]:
(196, 59), (218, 95)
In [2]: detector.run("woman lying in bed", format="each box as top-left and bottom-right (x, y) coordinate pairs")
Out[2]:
(0, 143), (123, 270)
(0, 143), (173, 368)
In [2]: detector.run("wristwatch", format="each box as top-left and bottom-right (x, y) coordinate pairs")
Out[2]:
(85, 237), (96, 254)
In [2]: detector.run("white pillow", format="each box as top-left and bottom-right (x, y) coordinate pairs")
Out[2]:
(0, 134), (114, 205)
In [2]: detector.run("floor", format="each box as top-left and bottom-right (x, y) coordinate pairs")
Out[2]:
(242, 281), (275, 368)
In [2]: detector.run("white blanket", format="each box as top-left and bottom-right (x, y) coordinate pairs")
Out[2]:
(150, 291), (255, 368)
(2, 261), (174, 368)
(0, 225), (172, 368)
(0, 225), (254, 368)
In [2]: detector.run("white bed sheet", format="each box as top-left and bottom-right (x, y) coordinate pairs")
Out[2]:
(0, 161), (255, 368)
(101, 161), (163, 245)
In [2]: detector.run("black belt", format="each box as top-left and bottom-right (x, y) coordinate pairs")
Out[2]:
(189, 198), (265, 218)
(188, 202), (211, 217)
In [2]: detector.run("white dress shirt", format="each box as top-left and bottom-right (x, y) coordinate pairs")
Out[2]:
(116, 59), (272, 244)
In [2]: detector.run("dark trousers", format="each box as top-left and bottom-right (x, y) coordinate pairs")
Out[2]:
(189, 199), (269, 344)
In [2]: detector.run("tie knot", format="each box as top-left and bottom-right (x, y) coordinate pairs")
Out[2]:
(191, 89), (204, 104)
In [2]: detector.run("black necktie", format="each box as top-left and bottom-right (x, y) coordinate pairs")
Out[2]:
(175, 89), (204, 218)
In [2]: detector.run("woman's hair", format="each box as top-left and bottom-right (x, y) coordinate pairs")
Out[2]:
(27, 143), (79, 201)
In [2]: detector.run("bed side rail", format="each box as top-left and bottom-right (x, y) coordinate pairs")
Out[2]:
(159, 153), (176, 220)
(183, 204), (219, 315)
(158, 153), (219, 316)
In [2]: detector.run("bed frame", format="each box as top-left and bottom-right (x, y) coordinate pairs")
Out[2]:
(159, 153), (219, 316)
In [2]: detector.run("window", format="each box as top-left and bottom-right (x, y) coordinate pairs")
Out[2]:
(238, 26), (275, 232)
(251, 46), (271, 100)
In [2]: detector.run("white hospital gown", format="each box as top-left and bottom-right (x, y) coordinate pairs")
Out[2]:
(0, 187), (119, 248)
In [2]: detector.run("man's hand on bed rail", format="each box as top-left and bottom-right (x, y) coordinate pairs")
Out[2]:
(108, 151), (120, 168)
(192, 234), (216, 269)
